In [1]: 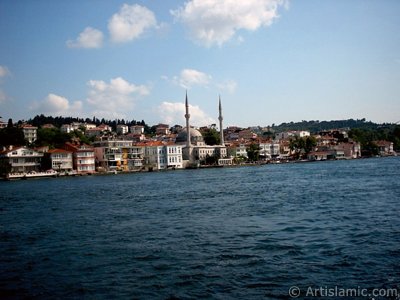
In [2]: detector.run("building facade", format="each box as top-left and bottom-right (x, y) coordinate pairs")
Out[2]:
(144, 142), (183, 170)
(65, 142), (96, 174)
(22, 125), (38, 143)
(47, 149), (73, 172)
(0, 146), (43, 174)
(93, 140), (144, 171)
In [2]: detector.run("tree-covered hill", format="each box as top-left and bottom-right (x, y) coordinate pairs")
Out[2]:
(271, 118), (390, 133)
(26, 114), (150, 132)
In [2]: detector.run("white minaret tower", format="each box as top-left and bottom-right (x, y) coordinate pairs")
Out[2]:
(185, 91), (191, 148)
(218, 95), (225, 146)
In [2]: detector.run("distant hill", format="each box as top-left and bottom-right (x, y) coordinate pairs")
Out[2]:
(271, 118), (393, 133)
(26, 114), (149, 132)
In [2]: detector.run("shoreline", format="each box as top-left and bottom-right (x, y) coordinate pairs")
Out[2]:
(2, 155), (398, 181)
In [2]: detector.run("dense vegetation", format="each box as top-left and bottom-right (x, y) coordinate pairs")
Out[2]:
(271, 118), (388, 133)
(27, 114), (151, 133)
(349, 126), (400, 154)
(1, 116), (399, 153)
(0, 124), (25, 147)
(271, 118), (400, 151)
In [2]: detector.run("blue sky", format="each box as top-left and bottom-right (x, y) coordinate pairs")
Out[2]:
(0, 0), (399, 127)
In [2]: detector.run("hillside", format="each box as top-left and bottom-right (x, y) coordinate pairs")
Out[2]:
(271, 118), (394, 133)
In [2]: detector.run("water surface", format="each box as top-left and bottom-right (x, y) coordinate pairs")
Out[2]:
(1, 157), (400, 299)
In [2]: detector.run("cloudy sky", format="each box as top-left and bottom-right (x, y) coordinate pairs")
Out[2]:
(0, 0), (399, 127)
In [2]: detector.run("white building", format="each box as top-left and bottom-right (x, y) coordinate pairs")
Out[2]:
(144, 141), (183, 170)
(47, 149), (73, 172)
(276, 131), (310, 140)
(60, 124), (73, 133)
(130, 125), (144, 135)
(116, 124), (129, 135)
(22, 125), (38, 143)
(227, 143), (248, 159)
(259, 142), (280, 160)
(0, 146), (43, 174)
(61, 123), (85, 133)
(65, 143), (96, 174)
(84, 123), (96, 130)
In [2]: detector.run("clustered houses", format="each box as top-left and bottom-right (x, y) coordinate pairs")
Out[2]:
(1, 98), (397, 178)
(223, 128), (366, 161)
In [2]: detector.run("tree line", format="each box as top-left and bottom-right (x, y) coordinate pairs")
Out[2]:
(271, 118), (390, 133)
(27, 114), (150, 132)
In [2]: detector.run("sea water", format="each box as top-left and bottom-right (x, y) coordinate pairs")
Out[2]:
(1, 157), (400, 299)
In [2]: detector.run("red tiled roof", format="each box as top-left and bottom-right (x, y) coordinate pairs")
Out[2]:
(48, 148), (72, 154)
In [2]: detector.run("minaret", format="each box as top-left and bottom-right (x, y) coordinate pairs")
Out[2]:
(184, 91), (191, 148)
(218, 95), (225, 146)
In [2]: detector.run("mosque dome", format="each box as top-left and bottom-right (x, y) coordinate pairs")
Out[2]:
(175, 127), (204, 145)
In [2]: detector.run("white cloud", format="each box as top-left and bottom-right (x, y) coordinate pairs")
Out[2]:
(87, 77), (149, 119)
(0, 65), (11, 78)
(31, 93), (83, 116)
(66, 27), (104, 49)
(156, 101), (215, 126)
(216, 80), (237, 94)
(164, 68), (237, 94)
(164, 68), (212, 89)
(108, 4), (157, 43)
(171, 0), (286, 47)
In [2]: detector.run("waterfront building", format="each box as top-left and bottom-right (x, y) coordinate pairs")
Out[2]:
(93, 139), (144, 171)
(334, 142), (361, 159)
(279, 140), (292, 158)
(227, 142), (249, 159)
(307, 150), (337, 161)
(65, 142), (95, 174)
(0, 146), (43, 174)
(176, 93), (231, 166)
(47, 149), (73, 173)
(258, 141), (280, 160)
(374, 140), (394, 156)
(143, 141), (183, 170)
(22, 125), (37, 143)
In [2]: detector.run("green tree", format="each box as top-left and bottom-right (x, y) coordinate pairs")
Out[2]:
(247, 144), (260, 162)
(304, 136), (317, 154)
(0, 127), (26, 147)
(289, 136), (316, 159)
(35, 128), (71, 148)
(203, 128), (221, 145)
(204, 154), (219, 165)
(70, 130), (94, 145)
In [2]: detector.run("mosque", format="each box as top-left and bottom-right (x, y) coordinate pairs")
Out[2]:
(175, 93), (233, 167)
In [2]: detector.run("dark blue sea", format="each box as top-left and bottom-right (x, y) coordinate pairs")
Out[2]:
(1, 157), (400, 299)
